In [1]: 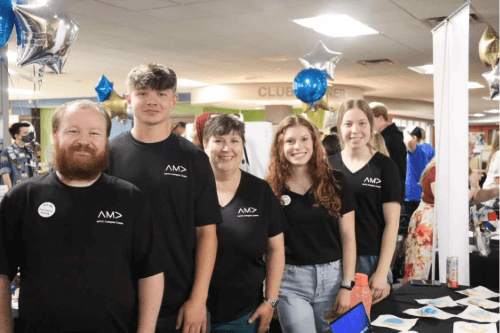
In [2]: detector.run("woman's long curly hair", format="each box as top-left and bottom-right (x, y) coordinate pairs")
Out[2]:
(266, 115), (342, 217)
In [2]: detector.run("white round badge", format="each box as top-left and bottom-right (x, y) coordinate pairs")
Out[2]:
(38, 202), (56, 218)
(281, 195), (291, 206)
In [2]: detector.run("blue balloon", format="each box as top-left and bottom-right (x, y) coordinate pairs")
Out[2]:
(293, 69), (328, 107)
(0, 0), (15, 47)
(95, 75), (114, 102)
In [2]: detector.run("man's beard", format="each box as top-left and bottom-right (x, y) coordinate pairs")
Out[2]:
(54, 140), (109, 181)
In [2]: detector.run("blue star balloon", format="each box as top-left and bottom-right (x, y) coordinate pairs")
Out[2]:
(293, 69), (328, 110)
(0, 0), (15, 47)
(95, 75), (114, 102)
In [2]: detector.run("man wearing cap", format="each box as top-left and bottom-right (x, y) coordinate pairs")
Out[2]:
(0, 100), (166, 332)
(0, 123), (39, 189)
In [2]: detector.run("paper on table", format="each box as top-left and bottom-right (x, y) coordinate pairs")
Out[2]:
(456, 305), (500, 323)
(453, 321), (497, 333)
(457, 286), (500, 299)
(416, 296), (460, 308)
(371, 315), (418, 331)
(456, 296), (500, 310)
(404, 305), (456, 319)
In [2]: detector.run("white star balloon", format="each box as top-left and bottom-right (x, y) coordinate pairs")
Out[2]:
(299, 41), (342, 80)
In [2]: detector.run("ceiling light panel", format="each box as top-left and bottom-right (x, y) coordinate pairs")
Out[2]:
(293, 14), (379, 37)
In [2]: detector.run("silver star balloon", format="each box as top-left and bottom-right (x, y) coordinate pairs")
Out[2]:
(13, 0), (79, 74)
(299, 41), (342, 80)
(482, 64), (499, 100)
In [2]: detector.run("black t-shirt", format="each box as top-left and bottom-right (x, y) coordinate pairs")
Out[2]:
(281, 170), (356, 266)
(108, 132), (223, 316)
(208, 171), (287, 323)
(381, 123), (407, 199)
(329, 152), (402, 256)
(0, 173), (166, 332)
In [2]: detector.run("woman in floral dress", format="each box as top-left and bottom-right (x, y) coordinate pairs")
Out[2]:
(404, 157), (436, 283)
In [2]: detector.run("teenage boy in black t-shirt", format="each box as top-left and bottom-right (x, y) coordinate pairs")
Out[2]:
(0, 100), (166, 332)
(108, 64), (222, 333)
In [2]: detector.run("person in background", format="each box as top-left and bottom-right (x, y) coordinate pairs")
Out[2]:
(171, 121), (187, 137)
(0, 100), (166, 332)
(418, 127), (435, 162)
(192, 113), (218, 150)
(108, 64), (222, 333)
(0, 122), (39, 189)
(372, 132), (390, 157)
(482, 132), (499, 207)
(203, 114), (286, 333)
(330, 126), (338, 134)
(404, 157), (436, 283)
(267, 115), (356, 333)
(403, 126), (434, 218)
(329, 99), (401, 305)
(370, 102), (406, 200)
(322, 134), (341, 157)
(469, 134), (499, 203)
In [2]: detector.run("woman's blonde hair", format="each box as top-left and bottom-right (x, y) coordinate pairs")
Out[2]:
(372, 132), (390, 156)
(419, 157), (436, 187)
(337, 99), (374, 149)
(486, 132), (499, 173)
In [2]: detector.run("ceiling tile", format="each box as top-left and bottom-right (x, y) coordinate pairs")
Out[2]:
(98, 0), (178, 11)
(140, 5), (215, 20)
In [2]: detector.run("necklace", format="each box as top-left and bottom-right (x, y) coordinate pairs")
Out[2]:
(290, 177), (312, 193)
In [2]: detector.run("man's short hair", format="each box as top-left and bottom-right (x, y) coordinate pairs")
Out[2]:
(52, 100), (112, 137)
(369, 102), (389, 121)
(126, 63), (177, 94)
(420, 127), (426, 140)
(8, 122), (31, 140)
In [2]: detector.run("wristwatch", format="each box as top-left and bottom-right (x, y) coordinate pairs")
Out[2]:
(264, 297), (278, 308)
(340, 280), (355, 291)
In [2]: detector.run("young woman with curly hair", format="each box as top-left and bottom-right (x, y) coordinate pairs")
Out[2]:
(329, 99), (402, 305)
(266, 115), (356, 333)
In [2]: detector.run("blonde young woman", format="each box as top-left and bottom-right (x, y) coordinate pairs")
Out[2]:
(267, 115), (356, 333)
(329, 99), (402, 304)
(372, 132), (390, 157)
(203, 114), (286, 333)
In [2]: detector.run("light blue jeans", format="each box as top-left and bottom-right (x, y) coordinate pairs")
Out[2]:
(277, 260), (342, 333)
(356, 255), (393, 284)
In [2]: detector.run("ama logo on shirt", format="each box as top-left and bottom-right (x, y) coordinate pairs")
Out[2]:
(164, 165), (187, 178)
(362, 177), (382, 189)
(97, 211), (124, 225)
(237, 207), (259, 217)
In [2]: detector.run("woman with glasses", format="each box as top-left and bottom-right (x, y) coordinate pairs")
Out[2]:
(203, 114), (286, 333)
(266, 115), (356, 333)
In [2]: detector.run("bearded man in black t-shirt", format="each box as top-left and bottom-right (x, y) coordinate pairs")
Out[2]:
(0, 100), (166, 332)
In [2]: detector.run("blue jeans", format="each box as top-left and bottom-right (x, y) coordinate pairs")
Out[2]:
(211, 311), (259, 333)
(156, 311), (211, 333)
(277, 260), (342, 333)
(356, 255), (393, 284)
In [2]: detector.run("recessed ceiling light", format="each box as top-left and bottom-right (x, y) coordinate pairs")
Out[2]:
(485, 109), (499, 113)
(293, 14), (379, 37)
(408, 64), (434, 75)
(8, 88), (40, 95)
(470, 113), (485, 117)
(177, 79), (206, 87)
(468, 82), (485, 89)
